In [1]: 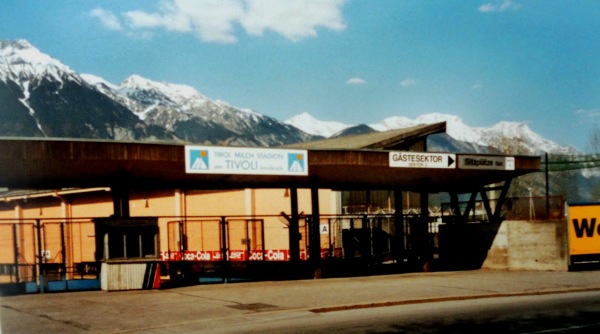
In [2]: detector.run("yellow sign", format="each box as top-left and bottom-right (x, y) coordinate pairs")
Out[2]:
(568, 204), (600, 256)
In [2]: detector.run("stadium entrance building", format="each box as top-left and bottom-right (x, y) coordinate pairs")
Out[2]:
(0, 122), (544, 293)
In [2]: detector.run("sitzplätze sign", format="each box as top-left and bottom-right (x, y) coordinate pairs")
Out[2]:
(458, 155), (515, 170)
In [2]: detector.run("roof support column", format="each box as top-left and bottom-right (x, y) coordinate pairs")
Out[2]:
(492, 178), (513, 222)
(111, 185), (130, 218)
(449, 192), (461, 223)
(11, 223), (20, 283)
(310, 187), (321, 278)
(420, 192), (432, 272)
(462, 192), (478, 222)
(480, 189), (494, 222)
(394, 189), (405, 269)
(288, 187), (300, 264)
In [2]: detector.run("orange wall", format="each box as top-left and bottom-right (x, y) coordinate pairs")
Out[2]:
(0, 188), (339, 219)
(70, 193), (114, 218)
(186, 190), (248, 216)
(0, 188), (341, 273)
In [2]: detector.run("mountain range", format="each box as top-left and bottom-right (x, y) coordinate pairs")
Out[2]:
(3, 39), (595, 202)
(0, 40), (314, 146)
(0, 39), (578, 158)
(286, 112), (578, 156)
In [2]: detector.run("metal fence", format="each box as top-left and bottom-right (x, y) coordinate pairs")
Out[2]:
(1, 213), (443, 290)
(441, 196), (565, 223)
(0, 219), (98, 288)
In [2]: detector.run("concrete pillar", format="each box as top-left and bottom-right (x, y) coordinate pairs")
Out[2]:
(310, 187), (321, 278)
(54, 193), (73, 279)
(111, 186), (130, 218)
(394, 190), (405, 267)
(420, 192), (431, 272)
(174, 189), (186, 217)
(288, 188), (300, 263)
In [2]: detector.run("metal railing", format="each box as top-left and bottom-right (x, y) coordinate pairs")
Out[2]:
(0, 218), (98, 290)
(441, 196), (565, 223)
(1, 213), (441, 290)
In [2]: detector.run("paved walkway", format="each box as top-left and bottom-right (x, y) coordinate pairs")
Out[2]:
(2, 269), (600, 333)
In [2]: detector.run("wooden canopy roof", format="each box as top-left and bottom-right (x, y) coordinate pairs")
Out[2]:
(0, 123), (540, 193)
(283, 122), (446, 150)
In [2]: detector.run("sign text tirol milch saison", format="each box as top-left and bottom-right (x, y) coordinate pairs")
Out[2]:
(185, 146), (308, 176)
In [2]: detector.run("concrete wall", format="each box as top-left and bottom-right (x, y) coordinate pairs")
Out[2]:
(101, 262), (160, 291)
(482, 219), (569, 271)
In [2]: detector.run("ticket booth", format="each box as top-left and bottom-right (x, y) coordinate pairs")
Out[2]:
(94, 217), (161, 291)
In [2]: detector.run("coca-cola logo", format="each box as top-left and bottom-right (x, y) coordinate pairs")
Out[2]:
(160, 249), (306, 262)
(248, 251), (263, 261)
(265, 250), (286, 261)
(182, 251), (212, 261)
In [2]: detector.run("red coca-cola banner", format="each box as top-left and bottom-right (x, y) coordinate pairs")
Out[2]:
(160, 248), (342, 262)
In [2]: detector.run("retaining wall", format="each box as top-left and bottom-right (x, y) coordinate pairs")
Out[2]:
(439, 219), (569, 271)
(482, 219), (569, 271)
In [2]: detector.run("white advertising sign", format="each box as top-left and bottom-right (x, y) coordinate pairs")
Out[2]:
(458, 155), (515, 170)
(389, 152), (456, 169)
(185, 146), (308, 176)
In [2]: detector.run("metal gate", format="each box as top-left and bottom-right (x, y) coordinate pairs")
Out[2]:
(165, 217), (276, 283)
(324, 214), (436, 262)
(0, 219), (99, 294)
(0, 222), (36, 285)
(227, 218), (265, 261)
(163, 213), (438, 283)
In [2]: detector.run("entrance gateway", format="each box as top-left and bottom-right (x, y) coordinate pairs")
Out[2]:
(0, 124), (541, 291)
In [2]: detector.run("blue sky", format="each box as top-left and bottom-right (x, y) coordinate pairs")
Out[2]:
(1, 0), (599, 151)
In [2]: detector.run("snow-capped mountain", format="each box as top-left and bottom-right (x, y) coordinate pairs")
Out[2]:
(287, 112), (577, 155)
(1, 39), (593, 201)
(1, 39), (315, 146)
(370, 114), (484, 145)
(0, 40), (79, 88)
(0, 38), (577, 156)
(0, 40), (175, 141)
(369, 113), (578, 155)
(284, 112), (348, 137)
(479, 121), (576, 155)
(108, 74), (314, 146)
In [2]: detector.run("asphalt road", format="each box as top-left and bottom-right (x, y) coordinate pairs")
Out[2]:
(3, 270), (600, 333)
(201, 291), (600, 333)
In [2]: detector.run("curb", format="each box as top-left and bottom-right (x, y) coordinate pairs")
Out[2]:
(309, 287), (600, 313)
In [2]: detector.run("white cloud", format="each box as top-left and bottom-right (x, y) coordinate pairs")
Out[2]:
(400, 79), (416, 87)
(124, 0), (243, 43)
(89, 8), (123, 31)
(478, 0), (522, 13)
(346, 78), (366, 85)
(576, 108), (600, 118)
(241, 0), (346, 41)
(471, 83), (484, 90)
(113, 0), (347, 44)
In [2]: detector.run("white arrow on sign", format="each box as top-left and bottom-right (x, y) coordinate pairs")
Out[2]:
(389, 152), (457, 169)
